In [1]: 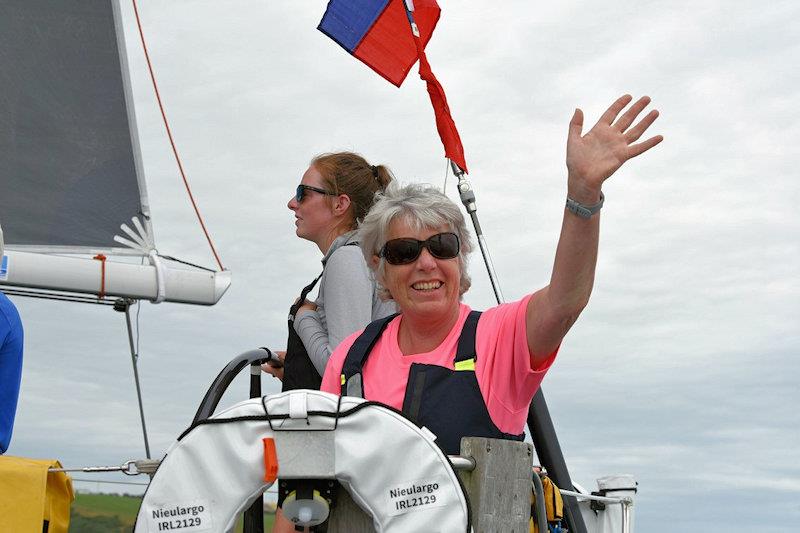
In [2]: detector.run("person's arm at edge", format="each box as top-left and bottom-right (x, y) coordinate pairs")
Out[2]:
(526, 95), (663, 367)
(0, 306), (23, 454)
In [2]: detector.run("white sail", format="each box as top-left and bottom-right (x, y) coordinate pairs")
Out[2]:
(0, 0), (229, 305)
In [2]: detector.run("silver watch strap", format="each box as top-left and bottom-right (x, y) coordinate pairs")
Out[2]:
(565, 191), (604, 219)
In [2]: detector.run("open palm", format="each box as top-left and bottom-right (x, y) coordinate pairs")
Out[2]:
(566, 95), (662, 194)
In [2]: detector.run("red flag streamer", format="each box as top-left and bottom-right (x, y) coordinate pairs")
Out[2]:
(403, 1), (468, 173)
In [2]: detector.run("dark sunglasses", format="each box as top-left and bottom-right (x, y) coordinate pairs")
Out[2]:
(295, 184), (336, 202)
(379, 232), (460, 265)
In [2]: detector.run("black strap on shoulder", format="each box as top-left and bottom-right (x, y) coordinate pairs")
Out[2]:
(293, 242), (358, 315)
(298, 273), (322, 301)
(454, 310), (482, 363)
(341, 313), (399, 390)
(289, 271), (323, 319)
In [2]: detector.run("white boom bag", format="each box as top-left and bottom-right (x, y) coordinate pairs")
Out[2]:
(135, 390), (470, 532)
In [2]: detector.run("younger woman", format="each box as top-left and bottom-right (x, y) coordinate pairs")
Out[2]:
(264, 152), (397, 386)
(264, 152), (397, 533)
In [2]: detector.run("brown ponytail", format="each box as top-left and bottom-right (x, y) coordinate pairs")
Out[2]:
(311, 152), (394, 228)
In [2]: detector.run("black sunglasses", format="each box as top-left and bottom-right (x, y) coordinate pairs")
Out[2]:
(379, 232), (460, 265)
(295, 184), (337, 202)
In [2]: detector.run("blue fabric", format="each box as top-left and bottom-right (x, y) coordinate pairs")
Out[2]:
(0, 292), (23, 454)
(318, 0), (390, 52)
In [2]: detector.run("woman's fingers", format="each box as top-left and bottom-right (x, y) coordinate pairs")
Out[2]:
(598, 94), (633, 126)
(261, 362), (284, 381)
(628, 134), (664, 159)
(613, 96), (652, 132)
(625, 109), (660, 143)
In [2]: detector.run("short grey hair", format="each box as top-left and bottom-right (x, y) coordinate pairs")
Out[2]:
(358, 181), (474, 300)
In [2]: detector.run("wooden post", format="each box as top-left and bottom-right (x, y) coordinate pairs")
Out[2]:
(458, 437), (533, 533)
(326, 488), (374, 532)
(326, 437), (533, 532)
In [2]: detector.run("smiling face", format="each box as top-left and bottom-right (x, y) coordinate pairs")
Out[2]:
(377, 217), (462, 324)
(287, 165), (342, 250)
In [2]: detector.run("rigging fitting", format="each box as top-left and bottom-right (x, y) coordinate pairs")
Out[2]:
(448, 159), (504, 304)
(114, 297), (152, 460)
(49, 458), (160, 476)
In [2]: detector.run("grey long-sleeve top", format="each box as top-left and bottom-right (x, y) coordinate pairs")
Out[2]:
(293, 231), (397, 376)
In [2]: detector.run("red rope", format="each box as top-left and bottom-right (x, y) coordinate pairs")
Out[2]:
(130, 0), (225, 271)
(94, 254), (107, 299)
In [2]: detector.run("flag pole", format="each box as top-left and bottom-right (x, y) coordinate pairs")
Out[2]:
(449, 160), (504, 304)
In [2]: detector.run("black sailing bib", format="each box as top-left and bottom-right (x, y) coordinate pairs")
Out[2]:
(281, 273), (324, 391)
(340, 310), (525, 455)
(282, 241), (361, 392)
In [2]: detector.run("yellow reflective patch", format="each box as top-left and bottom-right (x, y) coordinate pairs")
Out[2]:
(454, 358), (475, 371)
(340, 374), (346, 385)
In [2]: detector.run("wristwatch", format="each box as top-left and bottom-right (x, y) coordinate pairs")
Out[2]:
(565, 192), (604, 219)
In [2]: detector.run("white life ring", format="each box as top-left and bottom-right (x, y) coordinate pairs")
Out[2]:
(135, 390), (471, 532)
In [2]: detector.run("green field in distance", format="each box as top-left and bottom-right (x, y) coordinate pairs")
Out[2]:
(69, 493), (276, 533)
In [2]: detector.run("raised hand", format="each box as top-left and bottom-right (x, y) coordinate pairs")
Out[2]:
(566, 95), (662, 202)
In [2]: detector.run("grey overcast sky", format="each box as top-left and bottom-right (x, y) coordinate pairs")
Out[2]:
(6, 1), (799, 532)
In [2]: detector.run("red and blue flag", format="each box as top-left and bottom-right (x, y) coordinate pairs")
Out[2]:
(319, 0), (468, 172)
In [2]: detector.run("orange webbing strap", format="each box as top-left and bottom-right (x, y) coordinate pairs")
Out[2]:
(263, 438), (278, 483)
(93, 254), (107, 299)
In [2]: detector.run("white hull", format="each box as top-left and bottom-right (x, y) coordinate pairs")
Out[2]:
(1, 250), (230, 305)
